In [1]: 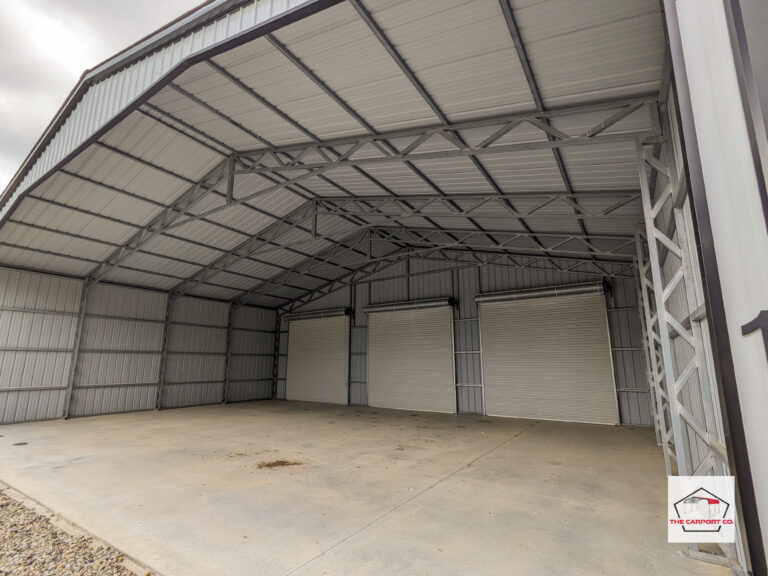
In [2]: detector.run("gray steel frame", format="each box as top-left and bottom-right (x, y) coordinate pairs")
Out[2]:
(635, 113), (742, 569)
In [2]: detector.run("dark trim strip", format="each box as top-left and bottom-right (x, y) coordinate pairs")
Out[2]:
(662, 2), (766, 573)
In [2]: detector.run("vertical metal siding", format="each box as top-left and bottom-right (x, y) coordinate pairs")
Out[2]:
(0, 267), (82, 423)
(70, 283), (167, 417)
(228, 305), (276, 402)
(163, 296), (229, 408)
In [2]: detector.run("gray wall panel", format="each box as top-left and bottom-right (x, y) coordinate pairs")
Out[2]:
(1, 268), (276, 421)
(71, 283), (167, 417)
(161, 296), (230, 409)
(0, 267), (82, 423)
(163, 382), (223, 409)
(70, 385), (155, 417)
(0, 389), (66, 423)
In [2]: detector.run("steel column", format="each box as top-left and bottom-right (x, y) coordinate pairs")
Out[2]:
(155, 294), (175, 410)
(62, 279), (90, 419)
(223, 302), (237, 404)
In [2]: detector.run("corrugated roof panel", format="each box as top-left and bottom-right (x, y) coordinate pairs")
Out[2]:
(243, 186), (308, 219)
(99, 112), (223, 184)
(0, 245), (93, 277)
(558, 141), (640, 191)
(226, 258), (286, 280)
(309, 166), (393, 196)
(512, 0), (665, 107)
(11, 197), (137, 247)
(202, 271), (260, 292)
(32, 172), (162, 227)
(100, 267), (179, 291)
(203, 205), (277, 237)
(285, 173), (343, 197)
(118, 252), (203, 280)
(0, 222), (113, 263)
(240, 293), (288, 308)
(211, 36), (365, 141)
(148, 87), (259, 150)
(64, 146), (189, 206)
(185, 284), (243, 301)
(367, 0), (535, 120)
(272, 1), (439, 132)
(350, 163), (435, 196)
(139, 235), (224, 265)
(408, 157), (496, 194)
(174, 63), (311, 147)
(471, 215), (583, 235)
(253, 246), (314, 269)
(480, 150), (567, 192)
(315, 215), (361, 238)
(261, 282), (310, 300)
(170, 219), (248, 252)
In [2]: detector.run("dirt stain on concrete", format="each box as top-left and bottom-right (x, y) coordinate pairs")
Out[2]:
(257, 459), (302, 470)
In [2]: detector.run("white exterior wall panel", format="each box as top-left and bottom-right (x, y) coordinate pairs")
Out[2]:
(677, 0), (768, 555)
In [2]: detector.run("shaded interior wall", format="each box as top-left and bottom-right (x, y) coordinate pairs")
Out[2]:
(278, 257), (652, 426)
(0, 268), (81, 423)
(0, 266), (275, 423)
(228, 305), (276, 402)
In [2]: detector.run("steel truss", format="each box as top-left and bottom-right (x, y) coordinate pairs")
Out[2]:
(372, 226), (635, 261)
(635, 119), (742, 569)
(235, 98), (661, 179)
(313, 191), (641, 222)
(231, 221), (636, 310)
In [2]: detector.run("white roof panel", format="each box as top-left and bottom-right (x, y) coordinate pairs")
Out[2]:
(511, 0), (665, 107)
(366, 0), (535, 120)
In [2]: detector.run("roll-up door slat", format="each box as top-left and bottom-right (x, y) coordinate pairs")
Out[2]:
(479, 293), (618, 424)
(286, 316), (348, 405)
(368, 306), (455, 413)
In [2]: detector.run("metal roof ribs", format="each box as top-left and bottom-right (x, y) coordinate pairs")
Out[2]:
(499, 0), (615, 258)
(264, 33), (508, 257)
(348, 0), (550, 255)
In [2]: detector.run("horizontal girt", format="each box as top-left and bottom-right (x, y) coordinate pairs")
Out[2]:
(313, 191), (641, 222)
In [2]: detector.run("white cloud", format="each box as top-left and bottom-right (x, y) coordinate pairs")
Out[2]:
(0, 0), (201, 190)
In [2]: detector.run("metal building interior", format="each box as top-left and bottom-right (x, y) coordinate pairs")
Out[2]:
(0, 0), (757, 575)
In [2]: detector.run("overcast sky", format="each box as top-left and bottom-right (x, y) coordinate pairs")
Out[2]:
(0, 0), (203, 190)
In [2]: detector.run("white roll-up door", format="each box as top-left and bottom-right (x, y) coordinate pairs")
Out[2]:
(368, 306), (455, 413)
(479, 293), (618, 424)
(286, 315), (348, 404)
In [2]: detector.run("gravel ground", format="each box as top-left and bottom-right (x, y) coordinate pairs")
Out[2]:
(0, 492), (137, 576)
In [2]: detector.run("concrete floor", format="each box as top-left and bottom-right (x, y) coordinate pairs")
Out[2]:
(0, 401), (728, 576)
